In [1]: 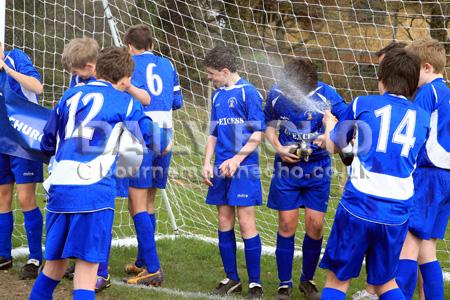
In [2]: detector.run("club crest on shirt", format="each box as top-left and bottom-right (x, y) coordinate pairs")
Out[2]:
(304, 111), (313, 120)
(228, 97), (237, 108)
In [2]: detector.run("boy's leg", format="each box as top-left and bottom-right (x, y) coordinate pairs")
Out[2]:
(322, 271), (350, 300)
(0, 183), (14, 269)
(217, 205), (237, 277)
(319, 205), (368, 300)
(30, 259), (68, 300)
(397, 232), (421, 300)
(237, 206), (261, 285)
(126, 187), (162, 286)
(131, 187), (157, 270)
(418, 239), (443, 300)
(212, 205), (242, 295)
(300, 208), (325, 299)
(147, 188), (157, 229)
(95, 238), (112, 292)
(17, 183), (43, 279)
(299, 157), (330, 299)
(126, 188), (159, 273)
(125, 153), (157, 274)
(276, 209), (298, 289)
(374, 279), (405, 300)
(367, 220), (409, 300)
(73, 259), (99, 300)
(13, 156), (44, 278)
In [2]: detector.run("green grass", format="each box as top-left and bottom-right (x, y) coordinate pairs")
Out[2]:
(10, 237), (448, 299)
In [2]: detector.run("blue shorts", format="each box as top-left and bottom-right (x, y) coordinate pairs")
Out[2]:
(267, 156), (331, 212)
(206, 165), (262, 207)
(115, 177), (129, 198)
(129, 151), (172, 189)
(0, 153), (43, 184)
(409, 167), (450, 240)
(44, 210), (114, 263)
(320, 204), (408, 285)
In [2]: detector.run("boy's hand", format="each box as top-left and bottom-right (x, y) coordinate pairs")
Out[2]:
(322, 110), (338, 130)
(162, 140), (172, 155)
(219, 157), (241, 177)
(202, 162), (214, 186)
(123, 78), (132, 91)
(277, 144), (301, 164)
(313, 134), (326, 148)
(0, 58), (8, 71)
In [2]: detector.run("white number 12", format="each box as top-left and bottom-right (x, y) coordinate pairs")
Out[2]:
(65, 92), (104, 140)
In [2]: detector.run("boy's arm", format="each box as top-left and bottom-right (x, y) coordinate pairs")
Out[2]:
(322, 110), (340, 154)
(126, 84), (151, 106)
(219, 132), (263, 178)
(202, 135), (217, 186)
(263, 91), (300, 163)
(124, 98), (153, 148)
(0, 59), (43, 94)
(322, 99), (359, 154)
(326, 85), (348, 120)
(265, 126), (300, 163)
(171, 62), (183, 110)
(40, 105), (60, 158)
(202, 98), (218, 186)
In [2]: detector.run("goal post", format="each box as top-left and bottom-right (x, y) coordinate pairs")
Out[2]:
(0, 0), (4, 44)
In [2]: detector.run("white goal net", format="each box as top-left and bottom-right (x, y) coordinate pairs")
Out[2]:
(5, 0), (449, 277)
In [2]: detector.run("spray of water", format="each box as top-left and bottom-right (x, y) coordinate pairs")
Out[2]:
(275, 69), (330, 114)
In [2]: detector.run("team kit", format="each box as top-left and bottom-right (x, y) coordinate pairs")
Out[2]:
(0, 24), (448, 300)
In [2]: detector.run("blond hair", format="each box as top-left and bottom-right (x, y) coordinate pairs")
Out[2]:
(406, 37), (446, 74)
(61, 37), (99, 71)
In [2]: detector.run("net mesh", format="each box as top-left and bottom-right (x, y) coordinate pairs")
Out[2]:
(5, 0), (449, 274)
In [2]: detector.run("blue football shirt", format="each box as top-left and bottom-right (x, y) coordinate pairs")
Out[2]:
(331, 93), (430, 224)
(131, 51), (183, 152)
(69, 75), (96, 88)
(41, 80), (152, 213)
(4, 49), (41, 103)
(414, 78), (450, 169)
(264, 81), (347, 162)
(209, 78), (265, 166)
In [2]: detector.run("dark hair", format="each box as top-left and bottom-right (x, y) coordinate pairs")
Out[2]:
(124, 24), (153, 50)
(96, 47), (134, 84)
(281, 57), (318, 93)
(204, 45), (238, 72)
(375, 41), (407, 58)
(378, 48), (420, 98)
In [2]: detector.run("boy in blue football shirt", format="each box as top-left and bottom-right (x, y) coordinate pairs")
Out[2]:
(264, 57), (347, 300)
(60, 37), (151, 289)
(396, 38), (450, 300)
(352, 40), (408, 300)
(29, 47), (152, 300)
(119, 24), (183, 287)
(0, 43), (44, 279)
(202, 45), (265, 299)
(319, 48), (430, 300)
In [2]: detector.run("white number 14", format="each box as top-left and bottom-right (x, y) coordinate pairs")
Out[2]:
(374, 105), (416, 157)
